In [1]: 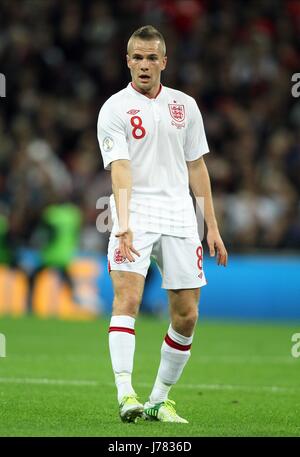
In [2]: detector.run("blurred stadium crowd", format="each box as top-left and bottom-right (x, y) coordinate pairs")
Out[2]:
(0, 0), (300, 266)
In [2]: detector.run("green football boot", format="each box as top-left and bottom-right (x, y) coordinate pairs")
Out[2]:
(119, 394), (144, 423)
(143, 399), (188, 423)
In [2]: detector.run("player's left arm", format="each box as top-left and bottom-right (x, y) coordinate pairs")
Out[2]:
(187, 156), (228, 266)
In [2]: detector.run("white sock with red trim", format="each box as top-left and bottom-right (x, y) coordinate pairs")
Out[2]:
(149, 324), (193, 404)
(109, 315), (136, 403)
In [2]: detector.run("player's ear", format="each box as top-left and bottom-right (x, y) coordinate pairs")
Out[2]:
(126, 54), (131, 69)
(161, 56), (167, 71)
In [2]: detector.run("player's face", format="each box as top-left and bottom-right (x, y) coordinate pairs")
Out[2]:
(127, 39), (167, 97)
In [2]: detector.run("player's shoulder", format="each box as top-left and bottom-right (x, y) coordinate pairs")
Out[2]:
(163, 86), (197, 106)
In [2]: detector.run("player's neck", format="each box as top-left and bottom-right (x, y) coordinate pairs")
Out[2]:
(131, 82), (162, 99)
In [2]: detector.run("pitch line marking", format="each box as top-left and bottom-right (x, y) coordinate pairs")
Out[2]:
(9, 354), (298, 364)
(0, 377), (298, 393)
(0, 377), (98, 386)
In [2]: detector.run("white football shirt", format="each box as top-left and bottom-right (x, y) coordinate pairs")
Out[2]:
(97, 83), (209, 237)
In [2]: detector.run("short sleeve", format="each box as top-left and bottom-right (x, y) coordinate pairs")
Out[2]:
(97, 100), (130, 170)
(184, 98), (209, 162)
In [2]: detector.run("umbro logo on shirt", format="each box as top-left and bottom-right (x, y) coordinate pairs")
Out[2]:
(127, 109), (140, 115)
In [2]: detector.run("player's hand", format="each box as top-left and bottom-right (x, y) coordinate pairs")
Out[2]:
(115, 228), (141, 262)
(207, 228), (228, 266)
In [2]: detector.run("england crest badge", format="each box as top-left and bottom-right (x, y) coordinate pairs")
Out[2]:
(168, 103), (185, 123)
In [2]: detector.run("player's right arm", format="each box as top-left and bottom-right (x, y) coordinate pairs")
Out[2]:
(111, 160), (140, 262)
(97, 97), (140, 262)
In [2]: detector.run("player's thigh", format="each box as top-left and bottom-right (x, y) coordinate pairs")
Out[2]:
(110, 270), (145, 307)
(108, 230), (160, 314)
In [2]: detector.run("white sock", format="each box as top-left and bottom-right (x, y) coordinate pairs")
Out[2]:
(149, 324), (193, 404)
(109, 315), (136, 403)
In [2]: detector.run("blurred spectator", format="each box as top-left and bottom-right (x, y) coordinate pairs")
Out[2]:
(27, 202), (82, 307)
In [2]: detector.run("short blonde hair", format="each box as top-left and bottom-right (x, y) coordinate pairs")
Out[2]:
(127, 25), (166, 56)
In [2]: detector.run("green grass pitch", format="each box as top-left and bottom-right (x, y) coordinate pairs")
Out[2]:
(0, 316), (299, 437)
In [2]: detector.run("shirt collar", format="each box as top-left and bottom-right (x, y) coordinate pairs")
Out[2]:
(128, 82), (163, 100)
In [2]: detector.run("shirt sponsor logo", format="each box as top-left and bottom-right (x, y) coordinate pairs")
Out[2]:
(102, 136), (114, 152)
(127, 109), (140, 115)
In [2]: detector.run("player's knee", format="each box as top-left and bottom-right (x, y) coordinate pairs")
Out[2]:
(113, 293), (141, 317)
(173, 309), (198, 334)
(183, 310), (198, 331)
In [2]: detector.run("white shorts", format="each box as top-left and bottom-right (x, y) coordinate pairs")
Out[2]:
(107, 230), (207, 290)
